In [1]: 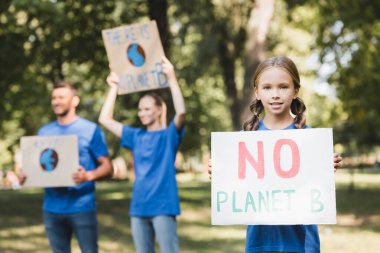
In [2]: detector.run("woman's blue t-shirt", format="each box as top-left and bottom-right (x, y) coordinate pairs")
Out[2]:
(245, 120), (320, 253)
(121, 120), (184, 216)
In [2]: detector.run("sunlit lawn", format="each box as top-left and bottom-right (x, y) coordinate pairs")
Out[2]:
(1, 170), (380, 252)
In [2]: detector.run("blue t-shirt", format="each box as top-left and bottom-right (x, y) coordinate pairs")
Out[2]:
(121, 120), (184, 216)
(38, 117), (109, 214)
(245, 120), (320, 253)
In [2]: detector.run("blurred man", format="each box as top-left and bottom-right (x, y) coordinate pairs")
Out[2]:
(21, 80), (113, 253)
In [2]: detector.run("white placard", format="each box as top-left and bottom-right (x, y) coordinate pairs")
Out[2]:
(211, 128), (336, 225)
(21, 135), (78, 187)
(102, 20), (168, 94)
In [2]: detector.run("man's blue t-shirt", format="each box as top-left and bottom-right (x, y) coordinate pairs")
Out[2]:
(121, 120), (184, 216)
(245, 120), (320, 253)
(38, 117), (109, 214)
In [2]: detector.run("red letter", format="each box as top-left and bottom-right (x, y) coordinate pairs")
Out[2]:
(238, 141), (264, 179)
(273, 139), (300, 178)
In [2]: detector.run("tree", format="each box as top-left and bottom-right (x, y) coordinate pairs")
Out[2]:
(289, 1), (380, 150)
(173, 0), (276, 130)
(0, 0), (233, 167)
(241, 0), (275, 126)
(0, 1), (141, 168)
(147, 0), (170, 54)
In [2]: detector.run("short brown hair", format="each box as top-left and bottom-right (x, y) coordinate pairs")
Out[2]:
(53, 80), (78, 96)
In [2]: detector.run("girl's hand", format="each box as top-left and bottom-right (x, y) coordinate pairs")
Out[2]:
(106, 72), (119, 88)
(333, 153), (342, 172)
(208, 159), (212, 179)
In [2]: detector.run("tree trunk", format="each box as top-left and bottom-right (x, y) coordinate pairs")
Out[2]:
(218, 25), (241, 130)
(147, 0), (170, 55)
(218, 0), (274, 130)
(241, 0), (274, 125)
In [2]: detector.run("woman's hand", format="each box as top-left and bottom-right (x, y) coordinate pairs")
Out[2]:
(106, 72), (119, 89)
(161, 56), (176, 81)
(333, 153), (342, 172)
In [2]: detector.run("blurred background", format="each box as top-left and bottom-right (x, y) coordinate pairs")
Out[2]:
(0, 0), (379, 252)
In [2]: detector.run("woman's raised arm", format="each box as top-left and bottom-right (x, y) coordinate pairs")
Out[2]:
(162, 56), (186, 130)
(98, 72), (123, 138)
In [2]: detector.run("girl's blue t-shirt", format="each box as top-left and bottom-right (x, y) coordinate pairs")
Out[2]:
(121, 120), (184, 216)
(245, 120), (320, 253)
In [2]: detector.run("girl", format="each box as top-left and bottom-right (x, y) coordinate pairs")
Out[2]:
(99, 56), (186, 253)
(209, 56), (342, 253)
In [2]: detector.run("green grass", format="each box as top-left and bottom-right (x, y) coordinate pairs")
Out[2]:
(0, 170), (380, 252)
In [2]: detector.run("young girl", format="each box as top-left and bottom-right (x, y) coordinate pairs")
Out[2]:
(99, 56), (185, 253)
(209, 56), (342, 253)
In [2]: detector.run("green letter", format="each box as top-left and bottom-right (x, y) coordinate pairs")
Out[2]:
(217, 191), (228, 212)
(310, 189), (324, 212)
(232, 191), (243, 212)
(271, 190), (282, 212)
(258, 191), (270, 212)
(283, 189), (296, 211)
(245, 192), (257, 212)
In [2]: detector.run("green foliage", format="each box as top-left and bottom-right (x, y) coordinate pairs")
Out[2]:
(0, 1), (145, 168)
(2, 0), (379, 169)
(0, 0), (235, 168)
(297, 1), (380, 151)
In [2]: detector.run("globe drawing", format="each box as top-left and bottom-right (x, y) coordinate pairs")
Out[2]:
(126, 43), (146, 67)
(39, 148), (59, 172)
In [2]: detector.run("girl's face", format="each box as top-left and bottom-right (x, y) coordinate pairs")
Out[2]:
(255, 67), (298, 118)
(138, 96), (162, 126)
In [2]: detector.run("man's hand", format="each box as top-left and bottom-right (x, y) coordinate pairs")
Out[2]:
(17, 170), (27, 185)
(73, 166), (90, 184)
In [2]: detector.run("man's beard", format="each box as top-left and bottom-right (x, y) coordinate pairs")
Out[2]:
(56, 108), (70, 118)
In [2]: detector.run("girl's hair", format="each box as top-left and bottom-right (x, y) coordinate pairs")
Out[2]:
(141, 93), (167, 127)
(243, 56), (306, 131)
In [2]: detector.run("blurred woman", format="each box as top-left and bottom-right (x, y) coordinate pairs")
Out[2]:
(99, 56), (185, 253)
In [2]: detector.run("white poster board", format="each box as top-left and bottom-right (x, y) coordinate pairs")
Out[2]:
(21, 135), (78, 187)
(211, 129), (336, 225)
(102, 20), (168, 94)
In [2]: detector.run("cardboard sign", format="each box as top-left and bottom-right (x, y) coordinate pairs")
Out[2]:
(102, 20), (168, 94)
(21, 135), (78, 187)
(211, 129), (336, 225)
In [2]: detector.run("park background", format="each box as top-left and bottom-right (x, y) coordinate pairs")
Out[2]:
(0, 0), (379, 252)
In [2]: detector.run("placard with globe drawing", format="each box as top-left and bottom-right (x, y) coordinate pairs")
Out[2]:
(20, 135), (78, 187)
(102, 20), (168, 94)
